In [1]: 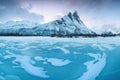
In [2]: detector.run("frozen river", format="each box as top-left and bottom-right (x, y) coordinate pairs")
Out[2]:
(0, 37), (120, 80)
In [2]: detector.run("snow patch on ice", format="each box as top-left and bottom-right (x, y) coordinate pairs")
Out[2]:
(13, 55), (49, 78)
(47, 58), (71, 66)
(92, 44), (114, 51)
(34, 56), (45, 61)
(57, 47), (70, 54)
(92, 44), (105, 51)
(77, 53), (106, 80)
(101, 44), (114, 50)
(3, 50), (49, 78)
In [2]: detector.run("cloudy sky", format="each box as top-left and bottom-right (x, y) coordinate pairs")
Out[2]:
(0, 0), (120, 32)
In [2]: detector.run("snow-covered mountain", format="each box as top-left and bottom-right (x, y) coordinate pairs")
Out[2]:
(0, 11), (95, 36)
(34, 11), (95, 36)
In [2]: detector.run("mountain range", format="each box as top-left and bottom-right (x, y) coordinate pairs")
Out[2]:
(0, 11), (95, 36)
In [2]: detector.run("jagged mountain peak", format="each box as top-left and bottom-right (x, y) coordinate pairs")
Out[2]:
(73, 11), (81, 23)
(73, 11), (79, 18)
(67, 12), (73, 20)
(67, 11), (79, 18)
(62, 11), (81, 24)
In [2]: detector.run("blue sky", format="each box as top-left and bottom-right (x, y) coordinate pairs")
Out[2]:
(0, 0), (120, 32)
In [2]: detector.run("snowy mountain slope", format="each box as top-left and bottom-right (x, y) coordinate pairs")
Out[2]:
(0, 11), (95, 36)
(0, 21), (39, 29)
(0, 21), (40, 35)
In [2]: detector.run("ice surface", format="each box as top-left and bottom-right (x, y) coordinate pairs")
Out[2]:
(0, 75), (4, 80)
(4, 75), (21, 80)
(0, 37), (120, 80)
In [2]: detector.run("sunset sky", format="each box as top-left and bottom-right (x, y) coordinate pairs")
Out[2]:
(0, 0), (120, 32)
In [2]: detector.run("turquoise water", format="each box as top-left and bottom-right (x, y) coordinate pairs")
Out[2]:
(0, 37), (120, 80)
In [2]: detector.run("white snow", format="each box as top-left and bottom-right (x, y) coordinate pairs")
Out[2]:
(34, 56), (71, 66)
(101, 44), (114, 51)
(56, 47), (70, 54)
(92, 44), (114, 51)
(47, 58), (71, 66)
(34, 56), (45, 61)
(77, 53), (106, 80)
